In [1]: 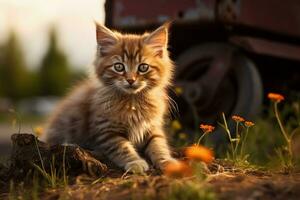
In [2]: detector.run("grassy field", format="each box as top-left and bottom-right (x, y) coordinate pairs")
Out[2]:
(0, 92), (300, 200)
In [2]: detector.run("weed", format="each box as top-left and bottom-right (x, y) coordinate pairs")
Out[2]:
(268, 92), (298, 171)
(32, 128), (69, 188)
(197, 124), (215, 145)
(219, 113), (255, 166)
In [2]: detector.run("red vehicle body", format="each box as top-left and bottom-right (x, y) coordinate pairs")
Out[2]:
(106, 0), (300, 60)
(104, 0), (300, 141)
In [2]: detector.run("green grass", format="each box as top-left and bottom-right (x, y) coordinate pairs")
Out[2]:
(163, 180), (216, 200)
(8, 175), (41, 200)
(169, 94), (300, 172)
(243, 101), (300, 170)
(32, 146), (68, 188)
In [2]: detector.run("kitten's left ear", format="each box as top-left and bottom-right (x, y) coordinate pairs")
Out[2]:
(144, 22), (170, 58)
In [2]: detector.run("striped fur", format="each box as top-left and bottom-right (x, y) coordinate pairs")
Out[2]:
(43, 23), (177, 173)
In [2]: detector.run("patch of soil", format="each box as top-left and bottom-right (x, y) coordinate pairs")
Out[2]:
(1, 133), (300, 200)
(210, 172), (300, 200)
(32, 172), (300, 200)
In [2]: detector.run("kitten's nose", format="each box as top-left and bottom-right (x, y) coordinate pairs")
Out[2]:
(126, 73), (136, 85)
(127, 79), (135, 85)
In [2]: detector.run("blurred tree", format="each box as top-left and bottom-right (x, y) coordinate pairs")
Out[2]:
(39, 28), (71, 96)
(0, 31), (31, 101)
(0, 44), (4, 97)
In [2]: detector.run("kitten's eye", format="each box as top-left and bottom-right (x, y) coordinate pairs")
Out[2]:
(138, 63), (149, 73)
(113, 63), (125, 72)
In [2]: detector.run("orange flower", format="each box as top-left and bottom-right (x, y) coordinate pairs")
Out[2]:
(199, 124), (215, 133)
(245, 121), (255, 127)
(163, 161), (192, 178)
(268, 93), (284, 102)
(185, 145), (214, 164)
(232, 115), (245, 122)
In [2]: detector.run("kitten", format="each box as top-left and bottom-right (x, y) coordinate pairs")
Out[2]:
(43, 22), (177, 173)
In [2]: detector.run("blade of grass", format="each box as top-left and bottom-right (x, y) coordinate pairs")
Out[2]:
(63, 145), (68, 186)
(33, 133), (46, 172)
(221, 113), (235, 160)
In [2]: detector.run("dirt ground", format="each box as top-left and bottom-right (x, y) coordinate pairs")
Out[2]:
(32, 170), (300, 200)
(1, 168), (298, 200)
(1, 133), (300, 200)
(210, 172), (300, 200)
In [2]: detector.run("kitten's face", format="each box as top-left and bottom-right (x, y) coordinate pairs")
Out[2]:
(103, 55), (154, 94)
(94, 23), (173, 94)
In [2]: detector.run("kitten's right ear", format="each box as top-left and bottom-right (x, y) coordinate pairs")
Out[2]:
(95, 22), (118, 55)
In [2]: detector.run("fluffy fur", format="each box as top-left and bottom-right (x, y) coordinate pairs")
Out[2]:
(43, 22), (177, 173)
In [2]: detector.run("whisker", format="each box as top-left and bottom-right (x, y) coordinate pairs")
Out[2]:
(167, 95), (180, 118)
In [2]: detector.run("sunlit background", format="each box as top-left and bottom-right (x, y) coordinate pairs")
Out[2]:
(0, 0), (105, 69)
(0, 0), (105, 143)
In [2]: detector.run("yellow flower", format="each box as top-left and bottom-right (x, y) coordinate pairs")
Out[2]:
(163, 161), (192, 178)
(199, 124), (215, 133)
(185, 145), (214, 164)
(267, 93), (284, 103)
(232, 115), (245, 122)
(171, 120), (182, 131)
(245, 121), (255, 127)
(34, 126), (44, 137)
(174, 87), (183, 95)
(178, 132), (187, 140)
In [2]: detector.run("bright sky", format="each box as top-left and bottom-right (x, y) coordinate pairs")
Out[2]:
(0, 0), (105, 69)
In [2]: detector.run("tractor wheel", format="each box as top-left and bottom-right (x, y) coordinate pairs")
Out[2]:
(173, 43), (263, 144)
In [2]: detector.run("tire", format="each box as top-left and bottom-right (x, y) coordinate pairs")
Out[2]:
(174, 43), (263, 144)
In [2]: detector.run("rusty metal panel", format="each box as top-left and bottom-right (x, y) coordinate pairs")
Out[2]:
(219, 0), (300, 38)
(230, 36), (300, 61)
(110, 0), (216, 27)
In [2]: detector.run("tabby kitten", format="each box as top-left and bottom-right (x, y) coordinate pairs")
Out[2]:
(43, 22), (177, 173)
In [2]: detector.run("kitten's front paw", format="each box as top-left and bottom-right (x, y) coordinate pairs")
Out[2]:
(125, 159), (149, 174)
